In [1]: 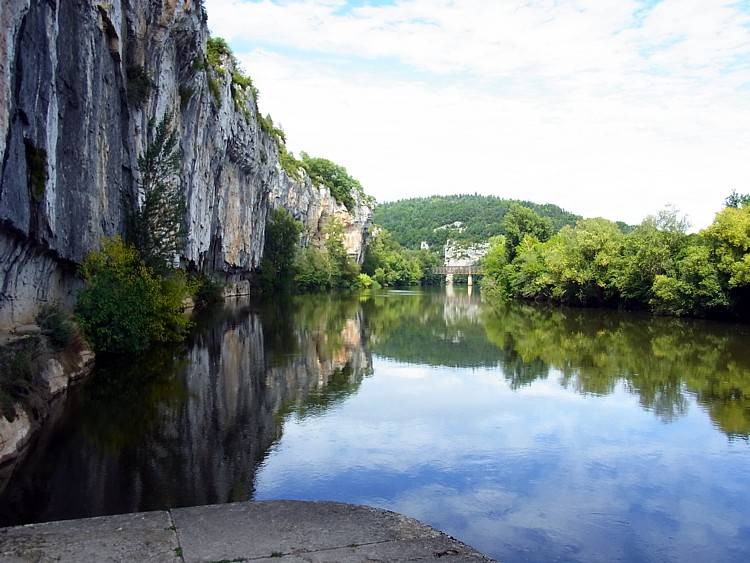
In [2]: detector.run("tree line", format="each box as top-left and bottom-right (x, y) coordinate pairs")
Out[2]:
(481, 196), (750, 320)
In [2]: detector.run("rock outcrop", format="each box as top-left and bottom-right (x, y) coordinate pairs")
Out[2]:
(0, 335), (94, 470)
(0, 0), (372, 329)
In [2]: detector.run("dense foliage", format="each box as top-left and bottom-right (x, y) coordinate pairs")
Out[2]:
(293, 219), (361, 290)
(78, 117), (195, 354)
(481, 200), (750, 319)
(362, 229), (441, 287)
(299, 153), (367, 212)
(75, 238), (193, 355)
(372, 194), (583, 249)
(261, 208), (302, 289)
(258, 211), (363, 291)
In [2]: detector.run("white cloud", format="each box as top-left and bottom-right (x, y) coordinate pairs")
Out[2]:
(205, 0), (750, 228)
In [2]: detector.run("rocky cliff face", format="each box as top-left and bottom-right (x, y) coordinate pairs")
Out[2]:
(0, 0), (371, 329)
(271, 170), (372, 264)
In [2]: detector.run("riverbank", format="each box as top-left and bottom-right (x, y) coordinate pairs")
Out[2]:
(0, 328), (94, 486)
(0, 500), (493, 562)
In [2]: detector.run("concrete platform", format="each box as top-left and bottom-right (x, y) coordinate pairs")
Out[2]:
(0, 500), (494, 562)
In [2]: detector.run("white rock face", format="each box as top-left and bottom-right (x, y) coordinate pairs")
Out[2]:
(443, 240), (490, 267)
(270, 169), (373, 263)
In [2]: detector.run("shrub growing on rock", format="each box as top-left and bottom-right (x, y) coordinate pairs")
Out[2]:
(36, 304), (75, 350)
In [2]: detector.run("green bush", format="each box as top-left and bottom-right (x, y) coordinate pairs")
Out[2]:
(362, 229), (427, 287)
(75, 237), (192, 355)
(300, 153), (364, 211)
(206, 37), (231, 74)
(261, 208), (302, 290)
(207, 76), (222, 106)
(193, 274), (225, 309)
(279, 145), (303, 180)
(36, 304), (75, 349)
(354, 273), (380, 290)
(294, 247), (334, 291)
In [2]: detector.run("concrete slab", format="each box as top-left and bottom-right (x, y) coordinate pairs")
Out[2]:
(0, 501), (493, 562)
(0, 511), (180, 563)
(252, 536), (491, 562)
(171, 500), (491, 562)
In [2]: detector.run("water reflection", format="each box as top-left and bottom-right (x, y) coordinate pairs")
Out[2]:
(0, 296), (372, 525)
(364, 290), (750, 438)
(1, 289), (749, 563)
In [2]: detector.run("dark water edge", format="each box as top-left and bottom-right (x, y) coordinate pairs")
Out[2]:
(1, 288), (749, 563)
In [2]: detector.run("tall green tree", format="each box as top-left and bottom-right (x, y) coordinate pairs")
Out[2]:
(128, 113), (186, 271)
(261, 208), (302, 289)
(502, 204), (553, 259)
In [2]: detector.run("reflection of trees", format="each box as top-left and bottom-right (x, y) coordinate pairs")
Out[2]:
(482, 303), (750, 437)
(363, 290), (505, 368)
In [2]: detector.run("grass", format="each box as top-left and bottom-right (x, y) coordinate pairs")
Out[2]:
(208, 77), (222, 106)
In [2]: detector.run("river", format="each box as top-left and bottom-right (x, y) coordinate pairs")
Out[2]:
(1, 287), (749, 563)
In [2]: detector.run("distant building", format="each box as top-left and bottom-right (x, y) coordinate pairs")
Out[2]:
(420, 241), (430, 250)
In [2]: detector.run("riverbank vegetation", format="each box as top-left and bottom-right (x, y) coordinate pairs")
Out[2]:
(481, 195), (750, 320)
(362, 229), (441, 287)
(260, 208), (363, 291)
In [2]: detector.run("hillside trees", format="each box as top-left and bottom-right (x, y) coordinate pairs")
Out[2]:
(372, 195), (581, 249)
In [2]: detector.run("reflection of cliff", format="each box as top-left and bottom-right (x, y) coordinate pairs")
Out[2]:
(482, 303), (750, 438)
(0, 297), (372, 526)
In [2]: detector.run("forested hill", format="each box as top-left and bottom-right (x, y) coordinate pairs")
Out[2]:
(373, 195), (582, 249)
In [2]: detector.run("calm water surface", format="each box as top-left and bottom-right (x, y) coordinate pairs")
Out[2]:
(1, 288), (750, 562)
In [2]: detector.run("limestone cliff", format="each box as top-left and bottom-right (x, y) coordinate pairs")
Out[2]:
(0, 0), (372, 328)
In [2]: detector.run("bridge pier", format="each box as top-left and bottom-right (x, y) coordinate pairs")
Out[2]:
(445, 274), (454, 285)
(467, 274), (473, 287)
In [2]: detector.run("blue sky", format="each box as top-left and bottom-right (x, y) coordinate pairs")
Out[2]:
(205, 0), (750, 228)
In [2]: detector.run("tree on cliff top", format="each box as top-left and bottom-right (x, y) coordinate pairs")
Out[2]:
(300, 153), (364, 212)
(128, 113), (186, 271)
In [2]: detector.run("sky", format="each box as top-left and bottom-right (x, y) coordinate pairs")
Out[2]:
(204, 0), (750, 229)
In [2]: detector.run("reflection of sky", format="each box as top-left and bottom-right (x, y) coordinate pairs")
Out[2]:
(254, 358), (750, 563)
